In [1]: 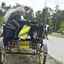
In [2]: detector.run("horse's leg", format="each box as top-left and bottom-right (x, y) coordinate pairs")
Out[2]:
(46, 33), (49, 40)
(47, 33), (49, 40)
(47, 35), (48, 40)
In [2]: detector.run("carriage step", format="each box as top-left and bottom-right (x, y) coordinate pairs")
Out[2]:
(6, 52), (39, 55)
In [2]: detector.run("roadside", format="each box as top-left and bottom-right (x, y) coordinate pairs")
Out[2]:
(44, 36), (64, 64)
(3, 53), (61, 64)
(0, 28), (3, 37)
(0, 36), (3, 40)
(49, 33), (64, 39)
(0, 35), (63, 64)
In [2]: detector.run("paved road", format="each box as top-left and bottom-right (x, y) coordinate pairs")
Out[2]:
(43, 36), (64, 63)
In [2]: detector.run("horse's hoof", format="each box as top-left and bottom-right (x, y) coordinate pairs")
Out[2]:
(47, 38), (49, 40)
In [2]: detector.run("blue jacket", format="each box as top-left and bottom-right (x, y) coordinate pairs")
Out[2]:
(3, 19), (44, 46)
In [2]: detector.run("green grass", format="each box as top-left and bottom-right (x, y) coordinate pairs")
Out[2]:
(55, 60), (63, 64)
(49, 33), (64, 39)
(28, 49), (32, 53)
(5, 54), (9, 57)
(0, 37), (3, 39)
(0, 37), (1, 39)
(0, 28), (3, 30)
(5, 53), (16, 57)
(9, 54), (16, 56)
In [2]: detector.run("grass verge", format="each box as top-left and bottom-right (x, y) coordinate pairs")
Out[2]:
(0, 28), (3, 30)
(49, 33), (64, 39)
(55, 60), (63, 64)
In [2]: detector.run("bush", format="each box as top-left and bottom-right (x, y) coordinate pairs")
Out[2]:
(0, 17), (4, 27)
(59, 28), (63, 33)
(61, 30), (64, 34)
(59, 21), (64, 34)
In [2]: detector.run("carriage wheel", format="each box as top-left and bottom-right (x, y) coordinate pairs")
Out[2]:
(0, 49), (5, 64)
(39, 44), (46, 64)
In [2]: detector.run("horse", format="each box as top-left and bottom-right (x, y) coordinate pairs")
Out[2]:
(42, 24), (49, 40)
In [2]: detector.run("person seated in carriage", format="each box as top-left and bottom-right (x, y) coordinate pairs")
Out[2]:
(1, 6), (48, 64)
(3, 7), (44, 47)
(3, 8), (44, 56)
(4, 6), (25, 23)
(3, 19), (44, 46)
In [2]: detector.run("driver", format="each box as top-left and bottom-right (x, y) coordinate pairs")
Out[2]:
(4, 7), (25, 23)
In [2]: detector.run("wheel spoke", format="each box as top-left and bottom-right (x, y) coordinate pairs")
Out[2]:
(1, 50), (5, 62)
(40, 45), (44, 64)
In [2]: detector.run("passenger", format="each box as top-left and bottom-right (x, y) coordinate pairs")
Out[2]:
(4, 7), (25, 23)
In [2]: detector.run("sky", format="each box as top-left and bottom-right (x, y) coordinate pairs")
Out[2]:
(0, 0), (64, 13)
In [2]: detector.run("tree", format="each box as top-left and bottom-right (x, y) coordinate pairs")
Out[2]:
(0, 9), (4, 17)
(24, 6), (34, 21)
(42, 8), (46, 24)
(42, 7), (52, 25)
(1, 2), (6, 9)
(0, 17), (4, 27)
(1, 2), (12, 13)
(0, 2), (34, 21)
(54, 5), (59, 31)
(0, 2), (6, 17)
(12, 3), (21, 9)
(35, 10), (42, 23)
(59, 21), (64, 32)
(49, 19), (53, 31)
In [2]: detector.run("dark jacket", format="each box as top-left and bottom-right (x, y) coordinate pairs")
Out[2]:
(7, 12), (21, 22)
(3, 20), (44, 46)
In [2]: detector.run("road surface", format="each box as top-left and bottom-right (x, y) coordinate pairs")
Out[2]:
(43, 36), (64, 63)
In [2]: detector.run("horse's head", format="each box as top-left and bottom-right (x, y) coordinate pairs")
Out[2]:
(44, 24), (49, 33)
(43, 24), (49, 40)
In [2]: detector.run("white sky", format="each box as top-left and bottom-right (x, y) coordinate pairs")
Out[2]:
(0, 0), (64, 13)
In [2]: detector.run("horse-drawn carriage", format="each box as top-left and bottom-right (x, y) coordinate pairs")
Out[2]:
(0, 20), (48, 64)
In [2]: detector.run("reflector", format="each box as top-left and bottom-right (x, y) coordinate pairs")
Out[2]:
(35, 47), (38, 50)
(10, 45), (13, 48)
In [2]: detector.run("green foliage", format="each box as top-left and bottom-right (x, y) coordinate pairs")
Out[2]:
(59, 28), (64, 33)
(50, 33), (64, 38)
(59, 21), (64, 32)
(35, 10), (42, 23)
(56, 60), (63, 64)
(0, 10), (4, 17)
(0, 17), (4, 27)
(60, 21), (64, 28)
(23, 6), (34, 21)
(49, 19), (53, 31)
(0, 2), (64, 32)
